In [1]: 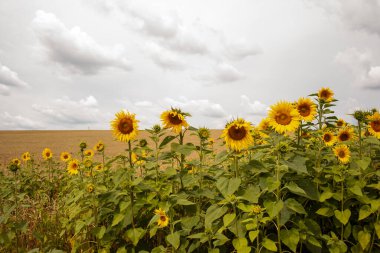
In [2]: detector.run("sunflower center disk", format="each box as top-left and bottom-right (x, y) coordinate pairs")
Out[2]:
(169, 113), (183, 125)
(338, 150), (346, 158)
(228, 125), (247, 140)
(321, 91), (330, 99)
(160, 215), (167, 221)
(324, 134), (331, 142)
(275, 113), (292, 125)
(371, 121), (380, 132)
(339, 133), (349, 141)
(298, 105), (311, 117)
(118, 118), (134, 134)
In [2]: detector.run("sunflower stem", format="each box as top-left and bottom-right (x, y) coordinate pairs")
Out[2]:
(179, 131), (185, 190)
(276, 152), (283, 253)
(358, 119), (362, 159)
(13, 171), (19, 253)
(318, 101), (323, 130)
(128, 140), (136, 229)
(234, 154), (239, 178)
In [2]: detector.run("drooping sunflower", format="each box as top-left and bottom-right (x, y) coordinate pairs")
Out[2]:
(333, 144), (351, 164)
(42, 148), (53, 160)
(67, 159), (80, 175)
(221, 118), (254, 151)
(322, 131), (336, 146)
(367, 112), (380, 138)
(60, 152), (71, 162)
(22, 152), (31, 162)
(94, 141), (105, 152)
(84, 149), (94, 157)
(296, 97), (317, 122)
(268, 101), (301, 134)
(337, 127), (356, 142)
(336, 118), (346, 128)
(160, 108), (190, 134)
(111, 110), (139, 142)
(258, 117), (271, 131)
(318, 87), (334, 103)
(154, 208), (169, 228)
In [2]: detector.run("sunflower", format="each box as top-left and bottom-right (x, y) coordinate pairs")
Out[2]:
(252, 127), (269, 145)
(198, 127), (210, 140)
(333, 144), (350, 164)
(154, 208), (169, 228)
(337, 127), (355, 142)
(160, 108), (190, 134)
(296, 97), (317, 122)
(336, 119), (346, 128)
(318, 87), (334, 103)
(268, 101), (301, 134)
(22, 152), (31, 162)
(83, 158), (93, 168)
(12, 158), (21, 166)
(252, 204), (263, 214)
(322, 131), (336, 146)
(60, 152), (71, 162)
(86, 184), (94, 193)
(84, 149), (94, 157)
(67, 159), (80, 175)
(207, 137), (215, 146)
(367, 112), (380, 138)
(258, 117), (271, 131)
(94, 141), (105, 152)
(111, 110), (139, 142)
(221, 118), (254, 151)
(42, 148), (53, 160)
(132, 151), (147, 166)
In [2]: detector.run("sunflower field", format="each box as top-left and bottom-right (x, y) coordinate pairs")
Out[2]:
(1, 88), (380, 253)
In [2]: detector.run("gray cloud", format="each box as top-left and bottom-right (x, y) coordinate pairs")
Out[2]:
(240, 95), (268, 116)
(0, 61), (29, 96)
(223, 38), (262, 61)
(335, 47), (380, 89)
(32, 10), (132, 75)
(32, 95), (106, 126)
(145, 42), (185, 70)
(310, 0), (380, 36)
(0, 112), (42, 130)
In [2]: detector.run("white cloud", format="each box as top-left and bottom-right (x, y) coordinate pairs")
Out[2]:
(0, 112), (42, 130)
(163, 97), (227, 118)
(32, 10), (132, 75)
(335, 47), (380, 89)
(134, 100), (153, 107)
(223, 38), (262, 61)
(145, 42), (185, 70)
(32, 96), (106, 126)
(194, 62), (245, 84)
(240, 95), (268, 116)
(0, 84), (10, 96)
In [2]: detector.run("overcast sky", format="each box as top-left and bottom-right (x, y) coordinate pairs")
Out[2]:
(0, 0), (379, 130)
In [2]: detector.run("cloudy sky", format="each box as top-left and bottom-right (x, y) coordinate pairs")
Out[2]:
(0, 0), (379, 130)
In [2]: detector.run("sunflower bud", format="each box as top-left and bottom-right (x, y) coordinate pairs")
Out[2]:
(139, 139), (148, 147)
(276, 142), (289, 153)
(79, 141), (87, 151)
(9, 163), (20, 173)
(198, 127), (210, 140)
(152, 124), (162, 134)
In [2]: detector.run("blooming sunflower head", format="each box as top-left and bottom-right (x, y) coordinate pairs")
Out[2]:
(336, 119), (346, 128)
(12, 158), (21, 166)
(337, 127), (356, 142)
(296, 97), (317, 122)
(111, 110), (139, 142)
(84, 149), (94, 157)
(322, 131), (336, 146)
(95, 163), (104, 171)
(318, 87), (334, 103)
(252, 204), (263, 214)
(367, 112), (380, 139)
(154, 208), (169, 228)
(67, 159), (80, 175)
(160, 108), (190, 134)
(94, 141), (105, 152)
(22, 152), (31, 162)
(83, 158), (93, 168)
(60, 152), (71, 162)
(42, 148), (53, 160)
(268, 101), (301, 134)
(221, 118), (254, 151)
(333, 144), (351, 164)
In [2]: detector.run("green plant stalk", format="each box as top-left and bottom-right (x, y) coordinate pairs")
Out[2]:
(297, 124), (301, 146)
(234, 154), (239, 178)
(128, 140), (136, 229)
(369, 211), (379, 253)
(318, 101), (323, 130)
(13, 171), (19, 253)
(340, 177), (344, 241)
(276, 152), (283, 253)
(179, 131), (185, 190)
(358, 119), (362, 159)
(154, 135), (160, 185)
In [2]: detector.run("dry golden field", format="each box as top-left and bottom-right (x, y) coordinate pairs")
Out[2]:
(0, 130), (223, 169)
